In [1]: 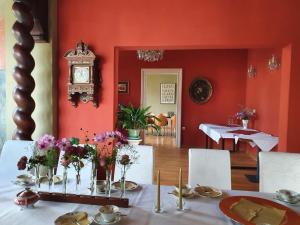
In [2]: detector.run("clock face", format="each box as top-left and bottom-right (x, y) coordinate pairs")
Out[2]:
(73, 66), (90, 83)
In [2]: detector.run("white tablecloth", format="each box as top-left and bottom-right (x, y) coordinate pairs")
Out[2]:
(199, 123), (279, 152)
(1, 182), (299, 225)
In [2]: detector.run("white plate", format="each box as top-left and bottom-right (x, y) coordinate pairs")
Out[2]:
(93, 213), (121, 225)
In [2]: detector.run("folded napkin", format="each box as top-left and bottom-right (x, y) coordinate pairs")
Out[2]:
(230, 198), (286, 225)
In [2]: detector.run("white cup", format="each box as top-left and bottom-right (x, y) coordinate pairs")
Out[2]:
(99, 205), (119, 222)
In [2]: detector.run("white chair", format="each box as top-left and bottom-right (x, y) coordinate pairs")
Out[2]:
(0, 140), (35, 184)
(188, 148), (231, 189)
(259, 152), (300, 193)
(114, 145), (154, 184)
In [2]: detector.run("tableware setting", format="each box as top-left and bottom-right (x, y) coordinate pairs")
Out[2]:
(55, 211), (92, 225)
(111, 181), (139, 191)
(275, 189), (300, 205)
(39, 175), (63, 185)
(93, 205), (122, 225)
(13, 174), (35, 187)
(169, 184), (196, 199)
(194, 185), (223, 198)
(219, 195), (300, 225)
(14, 187), (40, 208)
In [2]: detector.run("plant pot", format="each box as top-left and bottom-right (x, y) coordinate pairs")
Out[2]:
(127, 129), (141, 139)
(242, 119), (249, 129)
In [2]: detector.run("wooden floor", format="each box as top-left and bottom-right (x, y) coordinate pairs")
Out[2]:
(144, 135), (258, 191)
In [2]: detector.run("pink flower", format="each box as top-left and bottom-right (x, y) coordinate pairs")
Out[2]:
(99, 159), (106, 167)
(60, 157), (71, 167)
(56, 138), (71, 151)
(37, 134), (56, 150)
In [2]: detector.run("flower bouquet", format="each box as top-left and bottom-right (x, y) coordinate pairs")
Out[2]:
(17, 134), (60, 191)
(60, 137), (88, 192)
(94, 130), (127, 196)
(235, 106), (256, 129)
(116, 145), (139, 197)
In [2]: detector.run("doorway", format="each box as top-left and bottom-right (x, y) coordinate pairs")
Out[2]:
(141, 69), (182, 148)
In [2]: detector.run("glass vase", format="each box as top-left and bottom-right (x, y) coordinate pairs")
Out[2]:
(62, 166), (68, 194)
(120, 165), (127, 198)
(48, 167), (54, 192)
(75, 169), (81, 193)
(35, 164), (40, 191)
(105, 169), (112, 197)
(89, 160), (97, 195)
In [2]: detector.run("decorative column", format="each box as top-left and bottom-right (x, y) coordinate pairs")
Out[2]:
(12, 0), (35, 140)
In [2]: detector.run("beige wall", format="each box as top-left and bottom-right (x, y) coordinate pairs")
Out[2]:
(2, 0), (56, 140)
(144, 74), (177, 115)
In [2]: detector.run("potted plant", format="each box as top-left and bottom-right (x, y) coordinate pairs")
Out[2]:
(117, 104), (160, 139)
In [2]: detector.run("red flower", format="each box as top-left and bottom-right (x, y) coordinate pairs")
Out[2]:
(120, 154), (130, 165)
(17, 156), (28, 170)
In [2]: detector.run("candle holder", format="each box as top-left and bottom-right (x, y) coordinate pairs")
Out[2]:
(153, 204), (164, 213)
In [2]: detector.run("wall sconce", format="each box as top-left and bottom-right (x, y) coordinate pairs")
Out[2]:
(247, 65), (256, 78)
(268, 55), (280, 71)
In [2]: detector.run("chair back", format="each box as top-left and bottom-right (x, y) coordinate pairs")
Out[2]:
(155, 114), (168, 127)
(259, 152), (300, 193)
(0, 140), (35, 184)
(171, 115), (176, 127)
(188, 148), (231, 189)
(114, 145), (154, 184)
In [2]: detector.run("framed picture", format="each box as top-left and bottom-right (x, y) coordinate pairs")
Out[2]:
(118, 81), (129, 94)
(160, 83), (176, 104)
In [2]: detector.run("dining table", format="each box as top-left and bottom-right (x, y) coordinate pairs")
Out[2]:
(1, 181), (299, 225)
(199, 123), (279, 183)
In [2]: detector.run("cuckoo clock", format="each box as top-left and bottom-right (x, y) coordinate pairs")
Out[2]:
(64, 41), (98, 107)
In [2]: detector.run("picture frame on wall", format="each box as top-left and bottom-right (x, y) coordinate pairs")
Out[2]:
(118, 81), (129, 94)
(160, 83), (176, 104)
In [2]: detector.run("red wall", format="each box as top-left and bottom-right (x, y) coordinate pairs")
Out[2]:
(0, 17), (5, 69)
(58, 0), (300, 150)
(119, 49), (247, 147)
(246, 49), (281, 136)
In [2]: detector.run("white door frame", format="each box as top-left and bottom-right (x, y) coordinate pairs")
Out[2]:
(141, 68), (182, 148)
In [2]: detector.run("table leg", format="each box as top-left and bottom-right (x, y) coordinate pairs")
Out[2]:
(256, 148), (261, 181)
(245, 147), (261, 183)
(221, 139), (225, 150)
(205, 135), (209, 148)
(232, 139), (236, 152)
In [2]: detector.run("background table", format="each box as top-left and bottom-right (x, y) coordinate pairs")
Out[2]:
(199, 123), (279, 152)
(1, 183), (299, 225)
(199, 123), (279, 183)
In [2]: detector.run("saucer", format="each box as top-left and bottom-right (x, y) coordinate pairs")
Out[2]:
(93, 213), (121, 225)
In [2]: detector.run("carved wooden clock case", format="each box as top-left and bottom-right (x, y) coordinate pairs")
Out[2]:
(64, 41), (98, 107)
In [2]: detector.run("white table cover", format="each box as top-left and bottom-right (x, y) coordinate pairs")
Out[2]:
(1, 181), (299, 225)
(199, 123), (279, 152)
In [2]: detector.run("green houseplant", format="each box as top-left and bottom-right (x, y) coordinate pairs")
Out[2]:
(117, 104), (160, 139)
